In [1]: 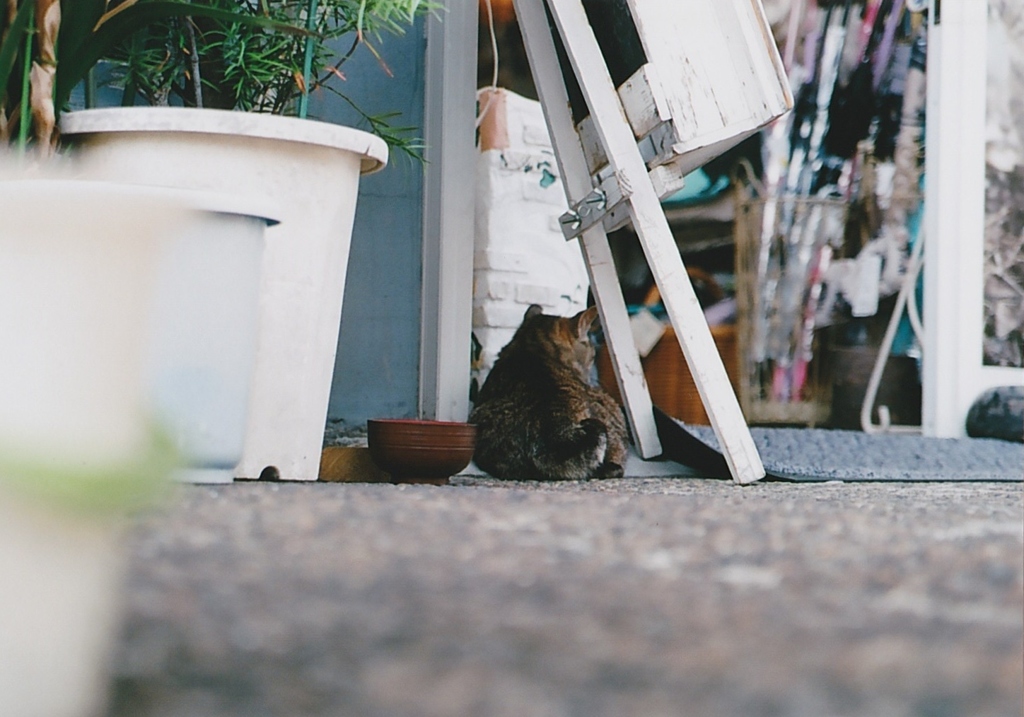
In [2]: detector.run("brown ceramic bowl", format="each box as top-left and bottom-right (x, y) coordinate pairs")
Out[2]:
(366, 419), (477, 485)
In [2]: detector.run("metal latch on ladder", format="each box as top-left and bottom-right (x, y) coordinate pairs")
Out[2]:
(558, 159), (688, 241)
(558, 166), (637, 240)
(559, 188), (609, 238)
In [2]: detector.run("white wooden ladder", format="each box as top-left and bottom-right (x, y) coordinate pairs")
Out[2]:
(511, 0), (789, 484)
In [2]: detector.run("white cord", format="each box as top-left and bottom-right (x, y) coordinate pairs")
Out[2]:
(475, 0), (501, 129)
(860, 225), (925, 434)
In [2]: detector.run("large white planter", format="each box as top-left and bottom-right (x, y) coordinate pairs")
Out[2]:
(61, 108), (389, 481)
(0, 179), (188, 717)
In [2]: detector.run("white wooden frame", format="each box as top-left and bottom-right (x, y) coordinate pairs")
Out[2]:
(512, 0), (662, 460)
(420, 4), (479, 422)
(923, 0), (1024, 438)
(513, 0), (767, 483)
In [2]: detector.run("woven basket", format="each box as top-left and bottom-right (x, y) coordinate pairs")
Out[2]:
(596, 271), (739, 426)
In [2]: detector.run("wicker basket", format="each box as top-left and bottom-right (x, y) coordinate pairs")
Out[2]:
(597, 324), (738, 426)
(596, 271), (739, 426)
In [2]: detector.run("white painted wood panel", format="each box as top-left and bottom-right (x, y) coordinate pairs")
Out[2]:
(625, 0), (792, 157)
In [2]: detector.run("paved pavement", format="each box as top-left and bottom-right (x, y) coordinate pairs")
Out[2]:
(108, 479), (1023, 717)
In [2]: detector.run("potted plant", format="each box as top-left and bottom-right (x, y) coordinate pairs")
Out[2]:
(1, 0), (309, 153)
(2, 3), (301, 485)
(37, 0), (434, 482)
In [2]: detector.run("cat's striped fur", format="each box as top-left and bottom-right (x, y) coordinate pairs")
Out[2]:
(470, 304), (629, 481)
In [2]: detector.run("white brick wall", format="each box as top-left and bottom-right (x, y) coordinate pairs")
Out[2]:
(473, 249), (529, 273)
(472, 90), (591, 391)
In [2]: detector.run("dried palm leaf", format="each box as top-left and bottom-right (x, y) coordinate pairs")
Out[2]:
(29, 62), (55, 151)
(31, 0), (60, 153)
(1, 0), (16, 43)
(36, 0), (59, 65)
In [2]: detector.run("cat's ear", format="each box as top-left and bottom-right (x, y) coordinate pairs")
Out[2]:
(573, 306), (599, 338)
(524, 304), (544, 321)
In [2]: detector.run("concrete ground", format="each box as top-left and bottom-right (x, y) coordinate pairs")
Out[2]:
(108, 479), (1023, 717)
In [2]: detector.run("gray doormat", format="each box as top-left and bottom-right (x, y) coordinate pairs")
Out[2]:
(655, 409), (1023, 482)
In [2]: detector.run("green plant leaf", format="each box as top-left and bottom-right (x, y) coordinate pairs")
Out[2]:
(55, 1), (313, 109)
(0, 0), (33, 106)
(33, 0), (436, 160)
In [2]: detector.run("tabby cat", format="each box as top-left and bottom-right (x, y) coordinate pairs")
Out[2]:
(470, 304), (629, 481)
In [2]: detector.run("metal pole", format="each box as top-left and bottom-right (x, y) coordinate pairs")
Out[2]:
(298, 0), (319, 118)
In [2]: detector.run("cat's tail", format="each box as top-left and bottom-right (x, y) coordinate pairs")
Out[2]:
(533, 418), (609, 481)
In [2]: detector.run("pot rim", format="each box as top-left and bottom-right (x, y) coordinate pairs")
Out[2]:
(60, 107), (389, 176)
(368, 418), (476, 429)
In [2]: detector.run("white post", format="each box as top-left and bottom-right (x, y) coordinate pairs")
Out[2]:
(421, 5), (479, 421)
(923, 0), (1021, 437)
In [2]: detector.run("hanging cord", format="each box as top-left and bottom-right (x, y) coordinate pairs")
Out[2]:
(475, 0), (500, 129)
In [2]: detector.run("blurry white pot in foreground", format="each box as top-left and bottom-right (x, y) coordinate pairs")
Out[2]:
(0, 179), (188, 717)
(0, 494), (125, 717)
(0, 180), (186, 471)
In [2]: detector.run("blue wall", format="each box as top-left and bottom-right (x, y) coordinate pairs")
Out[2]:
(311, 23), (427, 427)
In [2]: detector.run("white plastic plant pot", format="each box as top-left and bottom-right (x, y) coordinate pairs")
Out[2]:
(0, 493), (128, 717)
(60, 108), (389, 482)
(143, 197), (277, 484)
(0, 179), (186, 717)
